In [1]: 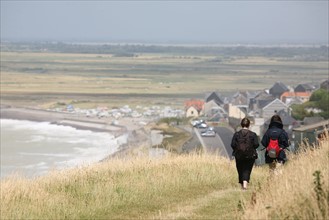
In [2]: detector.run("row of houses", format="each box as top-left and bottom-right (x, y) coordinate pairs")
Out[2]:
(184, 80), (329, 148)
(186, 80), (328, 119)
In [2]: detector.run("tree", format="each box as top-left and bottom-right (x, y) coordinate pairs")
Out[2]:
(292, 89), (329, 120)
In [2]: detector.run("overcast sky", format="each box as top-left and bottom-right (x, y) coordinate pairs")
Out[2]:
(1, 1), (328, 44)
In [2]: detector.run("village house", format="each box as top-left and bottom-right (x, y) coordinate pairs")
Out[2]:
(230, 91), (249, 109)
(185, 99), (204, 118)
(280, 91), (311, 105)
(204, 100), (228, 122)
(202, 91), (228, 122)
(294, 83), (315, 93)
(261, 98), (289, 120)
(269, 82), (289, 98)
(227, 103), (246, 119)
(230, 90), (259, 113)
(205, 91), (224, 106)
(204, 100), (221, 116)
(248, 90), (275, 117)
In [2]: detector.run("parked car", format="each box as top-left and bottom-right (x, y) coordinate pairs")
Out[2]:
(191, 119), (204, 127)
(195, 122), (208, 129)
(201, 130), (216, 137)
(191, 120), (200, 126)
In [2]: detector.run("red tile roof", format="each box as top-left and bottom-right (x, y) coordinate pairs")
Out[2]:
(280, 92), (311, 99)
(185, 99), (204, 111)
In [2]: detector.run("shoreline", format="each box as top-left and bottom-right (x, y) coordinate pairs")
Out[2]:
(0, 105), (156, 161)
(0, 105), (125, 135)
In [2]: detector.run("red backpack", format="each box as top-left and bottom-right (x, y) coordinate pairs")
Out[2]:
(266, 131), (282, 159)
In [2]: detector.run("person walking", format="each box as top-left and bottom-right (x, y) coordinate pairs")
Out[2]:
(231, 118), (259, 190)
(261, 114), (290, 172)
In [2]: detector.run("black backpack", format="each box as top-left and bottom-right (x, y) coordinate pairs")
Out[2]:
(234, 130), (256, 160)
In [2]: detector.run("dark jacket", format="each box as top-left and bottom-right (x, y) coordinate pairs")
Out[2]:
(231, 129), (259, 160)
(261, 121), (289, 163)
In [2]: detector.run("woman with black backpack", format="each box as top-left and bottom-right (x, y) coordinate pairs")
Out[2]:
(231, 118), (259, 190)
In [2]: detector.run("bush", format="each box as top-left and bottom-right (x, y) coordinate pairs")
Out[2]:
(310, 89), (328, 102)
(292, 89), (329, 120)
(291, 104), (311, 120)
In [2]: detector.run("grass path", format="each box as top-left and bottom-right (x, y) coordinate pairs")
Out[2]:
(151, 188), (250, 219)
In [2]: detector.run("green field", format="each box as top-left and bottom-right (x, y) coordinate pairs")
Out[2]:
(1, 44), (328, 108)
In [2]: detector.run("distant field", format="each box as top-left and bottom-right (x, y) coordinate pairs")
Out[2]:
(1, 50), (328, 108)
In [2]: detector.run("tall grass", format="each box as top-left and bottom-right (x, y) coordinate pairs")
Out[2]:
(242, 136), (329, 220)
(1, 136), (328, 219)
(1, 154), (242, 219)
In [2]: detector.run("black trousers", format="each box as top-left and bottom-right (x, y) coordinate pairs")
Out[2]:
(235, 158), (255, 184)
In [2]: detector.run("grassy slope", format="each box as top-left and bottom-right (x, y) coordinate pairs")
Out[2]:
(1, 136), (328, 219)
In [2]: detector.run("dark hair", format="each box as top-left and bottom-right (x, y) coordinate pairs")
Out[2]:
(270, 115), (282, 123)
(240, 117), (250, 128)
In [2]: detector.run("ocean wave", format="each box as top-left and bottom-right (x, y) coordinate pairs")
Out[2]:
(19, 152), (71, 158)
(1, 119), (127, 179)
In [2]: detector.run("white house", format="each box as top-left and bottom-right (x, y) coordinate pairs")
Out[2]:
(228, 103), (246, 119)
(186, 106), (200, 118)
(262, 98), (288, 120)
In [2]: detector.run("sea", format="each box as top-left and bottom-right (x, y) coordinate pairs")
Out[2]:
(0, 119), (127, 179)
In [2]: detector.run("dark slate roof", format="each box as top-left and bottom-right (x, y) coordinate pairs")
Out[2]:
(258, 98), (276, 109)
(205, 92), (224, 105)
(254, 90), (273, 100)
(269, 82), (289, 97)
(231, 91), (249, 106)
(247, 91), (260, 99)
(239, 107), (248, 115)
(248, 90), (275, 111)
(294, 84), (315, 92)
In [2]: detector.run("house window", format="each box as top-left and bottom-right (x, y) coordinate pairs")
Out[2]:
(191, 111), (194, 115)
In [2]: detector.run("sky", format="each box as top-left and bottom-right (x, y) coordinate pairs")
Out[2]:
(1, 1), (328, 44)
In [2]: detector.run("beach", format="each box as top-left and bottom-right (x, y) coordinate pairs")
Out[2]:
(0, 105), (125, 134)
(1, 105), (163, 178)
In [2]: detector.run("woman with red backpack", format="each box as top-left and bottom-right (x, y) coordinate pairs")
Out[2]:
(261, 115), (290, 171)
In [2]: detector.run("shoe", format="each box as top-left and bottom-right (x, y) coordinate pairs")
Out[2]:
(242, 181), (248, 190)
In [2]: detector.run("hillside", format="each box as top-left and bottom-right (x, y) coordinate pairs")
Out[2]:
(1, 135), (328, 219)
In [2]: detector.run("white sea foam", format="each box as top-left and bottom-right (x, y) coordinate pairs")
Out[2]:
(25, 162), (48, 169)
(1, 119), (127, 178)
(19, 152), (71, 158)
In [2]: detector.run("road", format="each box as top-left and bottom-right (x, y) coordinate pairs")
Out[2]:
(195, 127), (234, 159)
